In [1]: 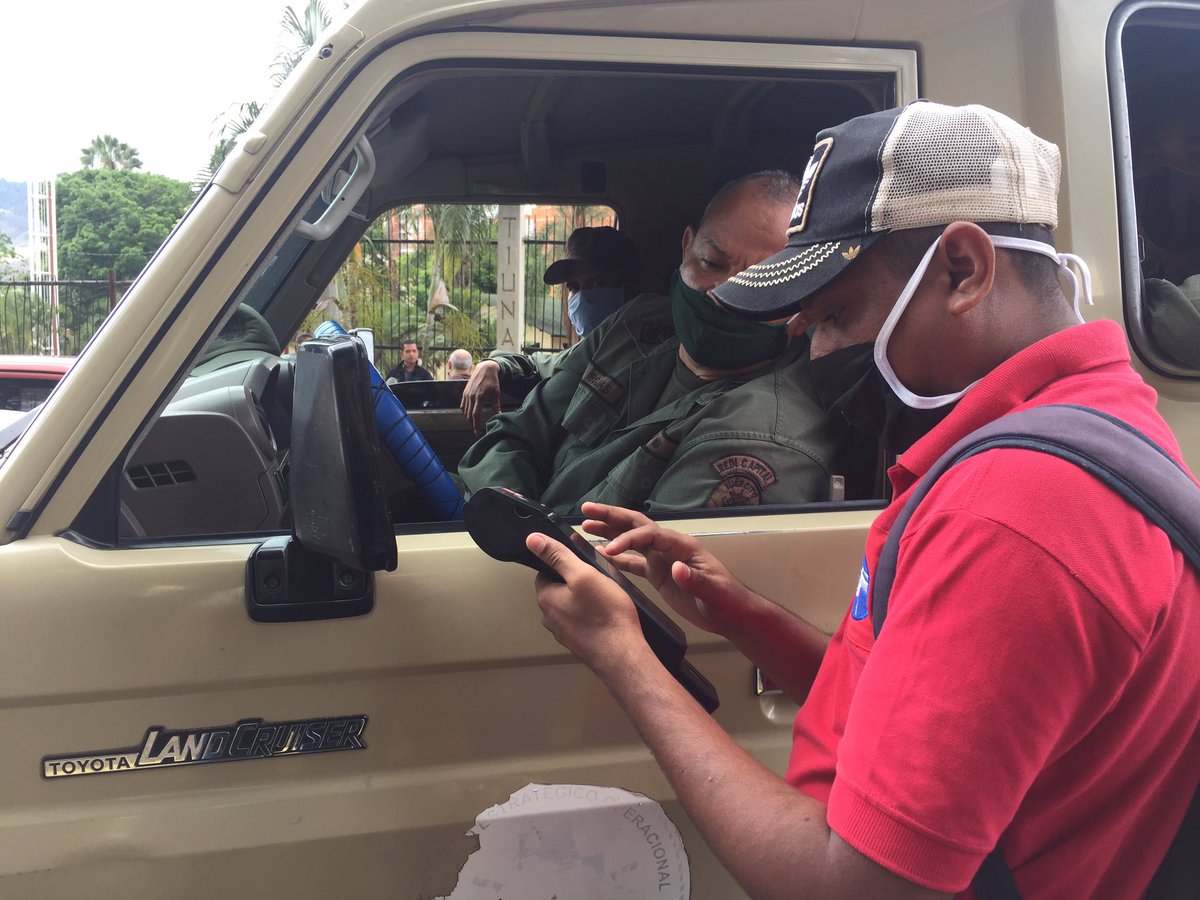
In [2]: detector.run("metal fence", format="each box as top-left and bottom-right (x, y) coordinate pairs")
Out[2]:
(0, 276), (127, 356)
(2, 206), (616, 371)
(326, 205), (617, 377)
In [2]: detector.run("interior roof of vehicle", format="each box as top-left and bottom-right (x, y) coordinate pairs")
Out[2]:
(260, 64), (893, 340)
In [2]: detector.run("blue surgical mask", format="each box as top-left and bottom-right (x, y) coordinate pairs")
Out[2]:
(568, 286), (625, 335)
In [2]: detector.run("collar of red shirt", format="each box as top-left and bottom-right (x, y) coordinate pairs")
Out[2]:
(887, 320), (1131, 495)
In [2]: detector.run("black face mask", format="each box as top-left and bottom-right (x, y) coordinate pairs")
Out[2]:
(808, 343), (954, 454)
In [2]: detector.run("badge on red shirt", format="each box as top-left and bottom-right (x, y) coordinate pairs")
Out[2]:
(851, 556), (870, 620)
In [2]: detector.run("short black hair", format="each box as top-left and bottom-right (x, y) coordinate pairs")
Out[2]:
(401, 339), (420, 350)
(879, 222), (1061, 302)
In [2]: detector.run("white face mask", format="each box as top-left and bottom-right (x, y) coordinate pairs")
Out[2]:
(873, 233), (1095, 410)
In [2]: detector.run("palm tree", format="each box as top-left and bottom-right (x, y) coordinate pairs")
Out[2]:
(397, 204), (496, 347)
(80, 135), (142, 170)
(193, 1), (335, 192)
(271, 0), (334, 86)
(401, 205), (497, 292)
(191, 101), (264, 192)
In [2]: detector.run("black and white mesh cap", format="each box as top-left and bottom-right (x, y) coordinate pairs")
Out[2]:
(713, 101), (1062, 320)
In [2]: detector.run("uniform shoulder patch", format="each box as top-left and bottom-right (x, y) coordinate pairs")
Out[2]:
(705, 454), (778, 507)
(581, 362), (625, 407)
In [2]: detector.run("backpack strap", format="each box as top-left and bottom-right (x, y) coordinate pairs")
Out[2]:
(873, 403), (1200, 638)
(868, 403), (1200, 900)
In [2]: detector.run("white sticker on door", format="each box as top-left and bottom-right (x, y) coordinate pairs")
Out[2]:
(438, 782), (690, 899)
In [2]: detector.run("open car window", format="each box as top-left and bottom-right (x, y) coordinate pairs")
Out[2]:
(1114, 4), (1200, 377)
(98, 45), (911, 544)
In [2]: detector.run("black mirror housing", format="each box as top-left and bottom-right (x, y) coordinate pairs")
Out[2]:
(290, 335), (397, 572)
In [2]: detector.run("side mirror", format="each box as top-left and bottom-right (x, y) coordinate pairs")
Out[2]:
(290, 335), (396, 572)
(245, 334), (396, 622)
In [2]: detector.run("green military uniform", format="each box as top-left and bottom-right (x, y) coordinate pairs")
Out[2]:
(458, 294), (845, 515)
(1144, 275), (1200, 368)
(487, 347), (572, 401)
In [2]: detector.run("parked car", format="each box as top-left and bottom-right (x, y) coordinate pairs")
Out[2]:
(0, 0), (1196, 897)
(0, 355), (74, 414)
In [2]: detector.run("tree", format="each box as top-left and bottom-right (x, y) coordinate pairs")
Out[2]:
(192, 101), (263, 192)
(80, 135), (143, 171)
(56, 169), (191, 281)
(195, 1), (336, 191)
(0, 229), (28, 280)
(400, 204), (497, 294)
(271, 0), (334, 86)
(0, 230), (16, 271)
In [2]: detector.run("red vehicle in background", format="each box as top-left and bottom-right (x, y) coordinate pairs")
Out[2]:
(0, 355), (74, 416)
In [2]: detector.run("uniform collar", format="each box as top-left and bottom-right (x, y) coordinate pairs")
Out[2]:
(889, 320), (1132, 493)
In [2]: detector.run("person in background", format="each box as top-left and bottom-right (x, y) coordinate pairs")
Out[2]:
(460, 226), (641, 433)
(447, 349), (473, 380)
(549, 225), (643, 337)
(385, 339), (433, 383)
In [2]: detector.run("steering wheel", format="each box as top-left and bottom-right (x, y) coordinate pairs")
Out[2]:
(313, 322), (464, 521)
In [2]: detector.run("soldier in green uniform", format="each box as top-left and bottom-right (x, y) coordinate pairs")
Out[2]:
(461, 226), (641, 434)
(457, 171), (850, 514)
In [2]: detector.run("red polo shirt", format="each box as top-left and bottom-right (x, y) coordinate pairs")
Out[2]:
(786, 321), (1200, 897)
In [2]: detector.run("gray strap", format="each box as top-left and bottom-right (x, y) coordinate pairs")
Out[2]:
(869, 403), (1200, 899)
(872, 404), (1200, 639)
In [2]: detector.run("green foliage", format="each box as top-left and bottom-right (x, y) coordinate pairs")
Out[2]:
(0, 231), (18, 277)
(0, 283), (51, 354)
(193, 101), (263, 192)
(80, 135), (143, 171)
(195, 1), (333, 191)
(295, 203), (612, 366)
(399, 204), (498, 292)
(272, 0), (334, 86)
(0, 231), (14, 259)
(56, 169), (191, 281)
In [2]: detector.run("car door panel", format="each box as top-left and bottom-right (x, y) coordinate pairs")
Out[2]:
(0, 514), (868, 896)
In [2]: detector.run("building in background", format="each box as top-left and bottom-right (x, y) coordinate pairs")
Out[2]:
(25, 179), (59, 355)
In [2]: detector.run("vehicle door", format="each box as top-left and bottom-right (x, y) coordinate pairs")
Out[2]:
(0, 12), (917, 898)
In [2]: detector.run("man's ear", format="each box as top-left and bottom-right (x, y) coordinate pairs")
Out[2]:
(938, 221), (995, 316)
(681, 225), (696, 257)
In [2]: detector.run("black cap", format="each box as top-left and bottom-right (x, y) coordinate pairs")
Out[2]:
(543, 226), (641, 286)
(712, 101), (1061, 319)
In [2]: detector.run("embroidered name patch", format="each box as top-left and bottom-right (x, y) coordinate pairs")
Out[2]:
(705, 455), (778, 507)
(581, 362), (625, 407)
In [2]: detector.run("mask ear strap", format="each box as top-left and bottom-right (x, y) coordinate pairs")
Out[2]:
(991, 235), (1095, 324)
(873, 236), (971, 410)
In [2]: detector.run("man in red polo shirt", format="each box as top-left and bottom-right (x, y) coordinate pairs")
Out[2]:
(525, 101), (1200, 898)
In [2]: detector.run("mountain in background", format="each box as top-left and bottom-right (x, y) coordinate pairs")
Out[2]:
(0, 179), (29, 256)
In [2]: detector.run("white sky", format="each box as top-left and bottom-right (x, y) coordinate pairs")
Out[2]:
(5, 0), (307, 183)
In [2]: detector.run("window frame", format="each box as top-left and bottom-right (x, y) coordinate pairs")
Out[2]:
(1108, 0), (1200, 380)
(77, 31), (919, 548)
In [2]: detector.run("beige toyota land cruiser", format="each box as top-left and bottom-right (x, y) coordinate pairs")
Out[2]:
(1, 0), (1197, 896)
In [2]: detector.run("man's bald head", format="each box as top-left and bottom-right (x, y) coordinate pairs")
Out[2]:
(700, 170), (802, 228)
(680, 171), (801, 294)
